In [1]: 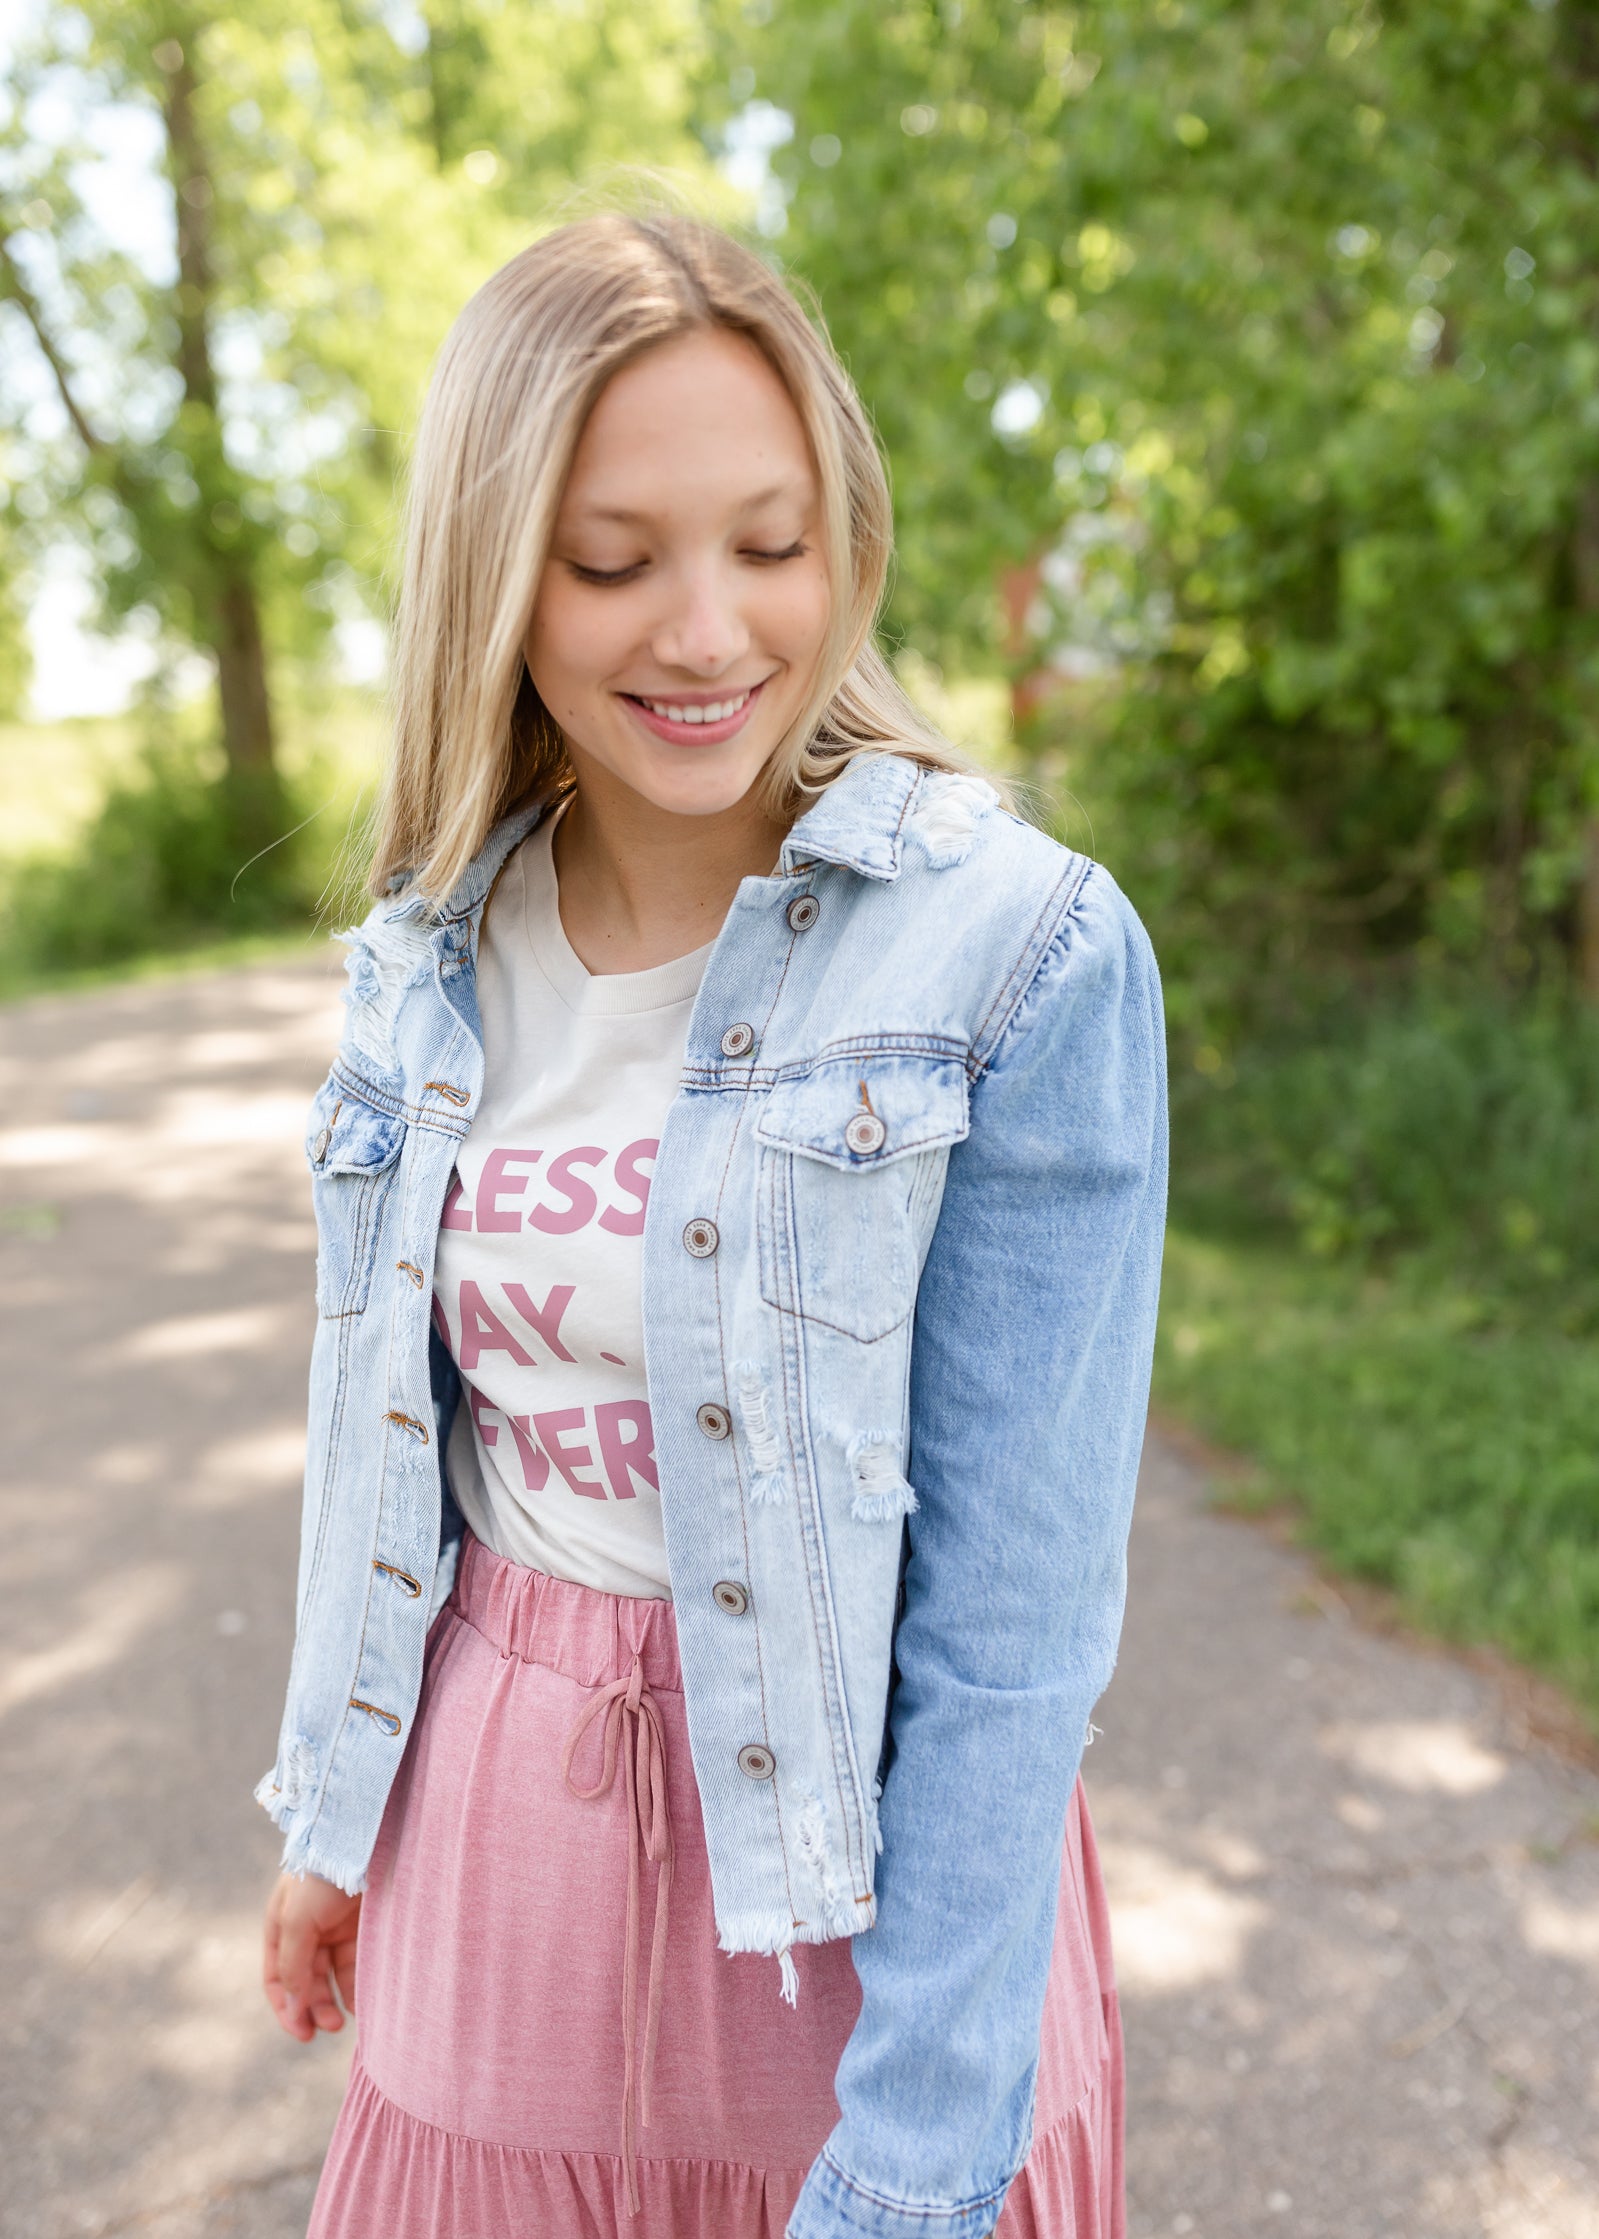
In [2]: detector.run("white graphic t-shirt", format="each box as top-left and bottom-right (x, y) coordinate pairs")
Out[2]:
(432, 811), (711, 1600)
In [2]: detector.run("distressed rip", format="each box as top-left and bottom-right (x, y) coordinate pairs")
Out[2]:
(734, 1361), (786, 1505)
(847, 1431), (919, 1523)
(337, 912), (435, 1071)
(790, 1782), (862, 1940)
(909, 771), (999, 869)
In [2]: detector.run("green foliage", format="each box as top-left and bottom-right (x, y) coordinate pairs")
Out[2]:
(1170, 984), (1599, 1327)
(0, 730), (338, 987)
(1157, 1232), (1599, 1724)
(741, 0), (1599, 989)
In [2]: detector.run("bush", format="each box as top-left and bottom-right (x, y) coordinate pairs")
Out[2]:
(0, 736), (354, 988)
(1169, 985), (1599, 1331)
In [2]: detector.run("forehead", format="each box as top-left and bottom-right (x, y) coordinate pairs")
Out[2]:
(561, 328), (816, 521)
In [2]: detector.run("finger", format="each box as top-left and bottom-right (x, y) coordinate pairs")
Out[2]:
(273, 1902), (322, 2042)
(331, 1931), (358, 2017)
(305, 1945), (345, 2035)
(261, 1899), (303, 2034)
(261, 1903), (282, 1994)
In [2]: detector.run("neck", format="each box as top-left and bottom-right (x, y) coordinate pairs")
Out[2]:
(551, 756), (791, 975)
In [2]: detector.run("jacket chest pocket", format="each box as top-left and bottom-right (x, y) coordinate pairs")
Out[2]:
(755, 1054), (969, 1344)
(306, 1075), (406, 1318)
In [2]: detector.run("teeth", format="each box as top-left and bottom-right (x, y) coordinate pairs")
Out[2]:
(641, 690), (751, 725)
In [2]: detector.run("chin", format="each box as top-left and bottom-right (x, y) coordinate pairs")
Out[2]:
(602, 730), (780, 821)
(633, 762), (770, 820)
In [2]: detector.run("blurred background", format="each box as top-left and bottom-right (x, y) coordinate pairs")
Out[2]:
(2, 4), (1597, 2235)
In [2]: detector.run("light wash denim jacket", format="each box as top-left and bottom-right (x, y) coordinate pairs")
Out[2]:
(256, 749), (1167, 2239)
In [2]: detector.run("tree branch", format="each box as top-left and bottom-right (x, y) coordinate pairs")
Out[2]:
(0, 232), (108, 457)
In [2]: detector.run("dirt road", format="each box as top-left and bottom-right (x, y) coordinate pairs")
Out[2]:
(2, 959), (1595, 2239)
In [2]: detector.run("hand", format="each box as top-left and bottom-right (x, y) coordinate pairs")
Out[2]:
(263, 1871), (361, 2042)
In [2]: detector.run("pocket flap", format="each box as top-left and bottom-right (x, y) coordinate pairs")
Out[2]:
(757, 1054), (969, 1172)
(306, 1077), (405, 1177)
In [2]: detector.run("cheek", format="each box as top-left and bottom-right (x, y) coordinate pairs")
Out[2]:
(759, 559), (832, 664)
(525, 583), (624, 697)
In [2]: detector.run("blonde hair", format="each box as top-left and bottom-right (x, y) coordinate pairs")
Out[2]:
(372, 208), (976, 902)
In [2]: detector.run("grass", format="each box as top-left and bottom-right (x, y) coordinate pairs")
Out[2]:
(1156, 1229), (1599, 1728)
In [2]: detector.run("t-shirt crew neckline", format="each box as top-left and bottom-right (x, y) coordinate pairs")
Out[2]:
(523, 809), (716, 1018)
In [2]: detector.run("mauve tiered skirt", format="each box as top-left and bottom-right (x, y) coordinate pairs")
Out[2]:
(307, 1531), (1126, 2237)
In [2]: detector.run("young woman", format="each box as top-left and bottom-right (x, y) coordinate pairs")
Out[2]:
(258, 210), (1166, 2239)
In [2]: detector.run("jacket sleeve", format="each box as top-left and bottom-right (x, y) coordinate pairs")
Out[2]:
(787, 864), (1168, 2239)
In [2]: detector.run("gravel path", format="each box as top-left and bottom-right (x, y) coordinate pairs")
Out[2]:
(2, 959), (1595, 2239)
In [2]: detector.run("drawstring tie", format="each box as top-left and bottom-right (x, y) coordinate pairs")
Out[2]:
(562, 1650), (674, 2217)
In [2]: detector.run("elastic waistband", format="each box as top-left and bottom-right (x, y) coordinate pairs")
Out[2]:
(450, 1530), (683, 1696)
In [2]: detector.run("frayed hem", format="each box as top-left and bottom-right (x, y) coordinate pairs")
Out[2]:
(257, 1794), (368, 1896)
(714, 1899), (874, 1960)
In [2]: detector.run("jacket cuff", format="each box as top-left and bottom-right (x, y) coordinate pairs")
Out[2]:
(786, 2147), (1011, 2239)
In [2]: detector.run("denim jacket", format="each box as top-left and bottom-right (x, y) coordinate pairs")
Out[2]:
(256, 749), (1167, 2239)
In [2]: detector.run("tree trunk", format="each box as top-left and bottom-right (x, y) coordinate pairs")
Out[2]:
(216, 574), (275, 775)
(999, 552), (1055, 733)
(160, 33), (276, 783)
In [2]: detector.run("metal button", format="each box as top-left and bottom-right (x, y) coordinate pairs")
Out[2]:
(312, 1126), (332, 1162)
(844, 1111), (887, 1156)
(712, 1579), (749, 1615)
(786, 894), (820, 932)
(720, 1022), (756, 1059)
(696, 1401), (732, 1441)
(737, 1742), (776, 1780)
(683, 1217), (719, 1258)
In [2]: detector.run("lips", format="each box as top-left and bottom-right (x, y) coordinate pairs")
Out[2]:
(620, 677), (769, 746)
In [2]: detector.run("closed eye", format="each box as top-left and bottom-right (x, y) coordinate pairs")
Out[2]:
(567, 541), (808, 586)
(568, 559), (646, 585)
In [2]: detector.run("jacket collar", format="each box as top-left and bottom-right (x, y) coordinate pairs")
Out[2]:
(405, 750), (921, 926)
(778, 751), (920, 882)
(388, 795), (558, 927)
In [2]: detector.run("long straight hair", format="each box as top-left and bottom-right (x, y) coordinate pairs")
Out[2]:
(372, 208), (976, 902)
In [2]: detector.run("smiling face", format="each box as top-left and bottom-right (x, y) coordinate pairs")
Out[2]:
(524, 326), (832, 820)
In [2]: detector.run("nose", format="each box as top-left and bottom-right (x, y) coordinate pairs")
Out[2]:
(650, 559), (751, 678)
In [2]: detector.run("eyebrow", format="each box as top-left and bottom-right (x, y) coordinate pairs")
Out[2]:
(567, 481), (808, 527)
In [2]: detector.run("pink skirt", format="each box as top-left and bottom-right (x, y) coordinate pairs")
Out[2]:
(308, 1532), (1125, 2237)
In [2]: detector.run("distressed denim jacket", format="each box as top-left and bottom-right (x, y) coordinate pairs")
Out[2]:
(256, 749), (1167, 2239)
